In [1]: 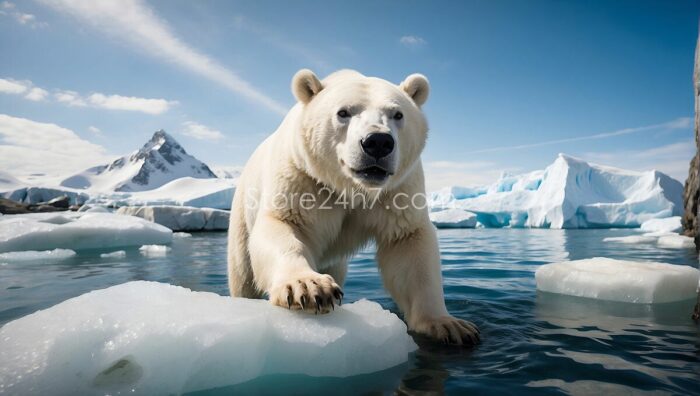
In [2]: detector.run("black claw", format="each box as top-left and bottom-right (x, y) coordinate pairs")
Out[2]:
(314, 296), (322, 311)
(330, 299), (334, 311)
(286, 295), (292, 309)
(300, 295), (307, 310)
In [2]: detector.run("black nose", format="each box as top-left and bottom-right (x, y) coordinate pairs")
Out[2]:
(360, 133), (395, 160)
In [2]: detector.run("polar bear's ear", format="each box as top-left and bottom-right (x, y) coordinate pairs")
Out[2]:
(292, 69), (323, 104)
(400, 74), (430, 107)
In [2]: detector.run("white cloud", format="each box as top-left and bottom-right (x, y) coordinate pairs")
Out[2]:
(582, 141), (694, 183)
(1, 1), (47, 28)
(87, 93), (175, 115)
(0, 78), (29, 94)
(0, 77), (175, 114)
(39, 0), (286, 114)
(54, 90), (87, 106)
(469, 117), (692, 154)
(87, 125), (102, 135)
(0, 114), (112, 178)
(24, 87), (49, 101)
(400, 35), (427, 48)
(181, 121), (225, 141)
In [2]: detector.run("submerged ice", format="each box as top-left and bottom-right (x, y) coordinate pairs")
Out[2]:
(0, 281), (417, 394)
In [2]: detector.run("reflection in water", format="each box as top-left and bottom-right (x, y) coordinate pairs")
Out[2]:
(0, 229), (698, 394)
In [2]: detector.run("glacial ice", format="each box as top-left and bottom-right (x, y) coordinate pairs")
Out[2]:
(117, 205), (230, 231)
(535, 257), (700, 303)
(173, 232), (192, 238)
(429, 154), (683, 228)
(87, 177), (236, 210)
(0, 212), (172, 253)
(0, 249), (76, 261)
(429, 209), (477, 228)
(602, 235), (659, 244)
(0, 281), (417, 395)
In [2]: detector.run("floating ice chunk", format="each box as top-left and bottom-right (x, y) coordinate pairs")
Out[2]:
(139, 244), (171, 256)
(640, 216), (682, 234)
(173, 232), (192, 238)
(657, 234), (695, 249)
(117, 205), (229, 231)
(0, 212), (172, 253)
(602, 235), (659, 244)
(0, 281), (417, 394)
(535, 257), (700, 303)
(100, 250), (126, 258)
(429, 209), (477, 228)
(0, 248), (76, 261)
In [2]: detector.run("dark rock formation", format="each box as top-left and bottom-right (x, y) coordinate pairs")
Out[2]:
(683, 36), (700, 250)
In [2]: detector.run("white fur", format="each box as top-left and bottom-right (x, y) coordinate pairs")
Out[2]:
(227, 70), (479, 345)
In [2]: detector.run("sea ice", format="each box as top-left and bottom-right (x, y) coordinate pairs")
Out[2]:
(0, 249), (76, 261)
(639, 216), (682, 234)
(429, 209), (477, 228)
(139, 244), (171, 256)
(0, 281), (417, 394)
(602, 235), (659, 244)
(535, 257), (700, 303)
(173, 232), (192, 238)
(117, 205), (229, 231)
(657, 234), (695, 249)
(0, 212), (172, 253)
(430, 154), (683, 228)
(100, 250), (126, 258)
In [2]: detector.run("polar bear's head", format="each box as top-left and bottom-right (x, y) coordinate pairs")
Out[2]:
(291, 69), (429, 192)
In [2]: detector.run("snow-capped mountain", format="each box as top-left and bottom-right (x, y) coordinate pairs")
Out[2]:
(430, 154), (684, 228)
(61, 130), (217, 192)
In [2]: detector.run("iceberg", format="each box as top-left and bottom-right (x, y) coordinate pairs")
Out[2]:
(430, 154), (683, 228)
(117, 205), (230, 231)
(0, 249), (76, 261)
(100, 250), (126, 258)
(0, 212), (172, 253)
(535, 257), (700, 303)
(657, 234), (695, 249)
(429, 209), (477, 228)
(0, 281), (417, 395)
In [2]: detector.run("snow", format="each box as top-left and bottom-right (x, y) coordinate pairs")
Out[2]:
(100, 250), (126, 258)
(139, 244), (171, 256)
(87, 177), (235, 210)
(429, 209), (477, 228)
(639, 216), (682, 234)
(117, 205), (230, 231)
(60, 130), (217, 192)
(0, 281), (417, 394)
(535, 257), (700, 303)
(0, 212), (172, 253)
(0, 249), (76, 262)
(429, 154), (683, 228)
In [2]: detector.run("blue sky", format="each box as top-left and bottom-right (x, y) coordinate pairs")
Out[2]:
(0, 0), (697, 190)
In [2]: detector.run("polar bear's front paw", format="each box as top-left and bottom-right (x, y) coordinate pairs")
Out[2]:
(270, 273), (343, 314)
(412, 316), (480, 346)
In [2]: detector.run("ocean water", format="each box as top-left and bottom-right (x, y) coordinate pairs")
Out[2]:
(1, 228), (699, 395)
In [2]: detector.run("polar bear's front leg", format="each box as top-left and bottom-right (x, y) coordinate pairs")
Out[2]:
(377, 221), (480, 345)
(249, 214), (343, 314)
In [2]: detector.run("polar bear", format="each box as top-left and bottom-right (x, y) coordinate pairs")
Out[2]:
(227, 69), (479, 345)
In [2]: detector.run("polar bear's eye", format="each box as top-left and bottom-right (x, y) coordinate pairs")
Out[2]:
(337, 109), (350, 118)
(393, 111), (403, 120)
